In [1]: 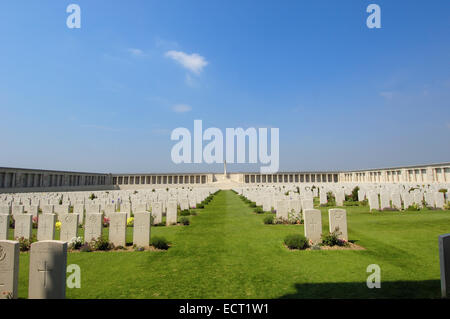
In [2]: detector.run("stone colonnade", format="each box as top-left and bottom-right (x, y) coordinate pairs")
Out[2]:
(0, 168), (111, 190)
(243, 173), (339, 184)
(112, 174), (211, 186)
(340, 163), (450, 183)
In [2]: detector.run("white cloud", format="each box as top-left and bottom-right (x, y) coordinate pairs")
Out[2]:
(172, 104), (192, 113)
(165, 50), (208, 74)
(128, 48), (145, 57)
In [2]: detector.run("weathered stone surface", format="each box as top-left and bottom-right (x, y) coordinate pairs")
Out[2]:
(37, 214), (56, 241)
(301, 198), (314, 210)
(0, 214), (9, 240)
(0, 240), (19, 299)
(328, 208), (348, 240)
(276, 200), (288, 220)
(133, 212), (151, 247)
(14, 214), (32, 240)
(0, 206), (11, 215)
(59, 214), (79, 242)
(109, 213), (127, 247)
(368, 192), (380, 211)
(28, 240), (67, 299)
(84, 213), (102, 242)
(166, 201), (178, 226)
(151, 202), (162, 225)
(304, 209), (322, 244)
(11, 205), (24, 216)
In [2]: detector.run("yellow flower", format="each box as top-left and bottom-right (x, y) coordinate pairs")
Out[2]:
(127, 217), (134, 226)
(55, 221), (62, 230)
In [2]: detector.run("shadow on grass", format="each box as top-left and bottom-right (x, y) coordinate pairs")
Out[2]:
(279, 280), (441, 299)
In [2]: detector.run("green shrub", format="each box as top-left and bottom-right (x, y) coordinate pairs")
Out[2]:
(284, 234), (309, 250)
(263, 215), (274, 224)
(180, 209), (191, 216)
(444, 202), (450, 210)
(326, 192), (336, 206)
(351, 186), (360, 202)
(197, 204), (204, 209)
(80, 243), (92, 252)
(17, 237), (33, 252)
(90, 237), (113, 251)
(249, 202), (257, 208)
(254, 207), (264, 214)
(321, 228), (347, 247)
(179, 217), (190, 225)
(151, 236), (169, 250)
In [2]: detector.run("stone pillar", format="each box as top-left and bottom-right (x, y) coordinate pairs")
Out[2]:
(28, 241), (67, 299)
(0, 240), (20, 299)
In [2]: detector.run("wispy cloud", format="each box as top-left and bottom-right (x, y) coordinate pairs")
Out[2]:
(185, 74), (199, 87)
(127, 48), (146, 57)
(165, 50), (208, 74)
(172, 104), (192, 113)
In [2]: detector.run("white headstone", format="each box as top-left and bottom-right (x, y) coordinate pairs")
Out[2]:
(133, 212), (151, 247)
(109, 213), (127, 247)
(0, 240), (19, 299)
(151, 202), (162, 225)
(166, 201), (178, 226)
(304, 209), (322, 244)
(14, 214), (32, 240)
(60, 214), (79, 243)
(328, 209), (348, 240)
(276, 200), (288, 220)
(37, 214), (56, 241)
(0, 214), (9, 240)
(84, 213), (102, 242)
(28, 240), (67, 299)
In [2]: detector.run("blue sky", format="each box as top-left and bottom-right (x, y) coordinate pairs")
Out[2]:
(0, 0), (449, 173)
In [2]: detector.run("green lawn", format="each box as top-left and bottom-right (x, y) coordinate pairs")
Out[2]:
(14, 190), (450, 299)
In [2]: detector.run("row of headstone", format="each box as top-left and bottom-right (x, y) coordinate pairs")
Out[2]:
(1, 212), (153, 247)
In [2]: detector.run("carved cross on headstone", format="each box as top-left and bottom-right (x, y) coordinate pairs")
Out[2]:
(309, 220), (318, 232)
(38, 261), (52, 288)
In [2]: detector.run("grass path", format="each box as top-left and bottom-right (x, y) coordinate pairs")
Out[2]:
(16, 190), (449, 298)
